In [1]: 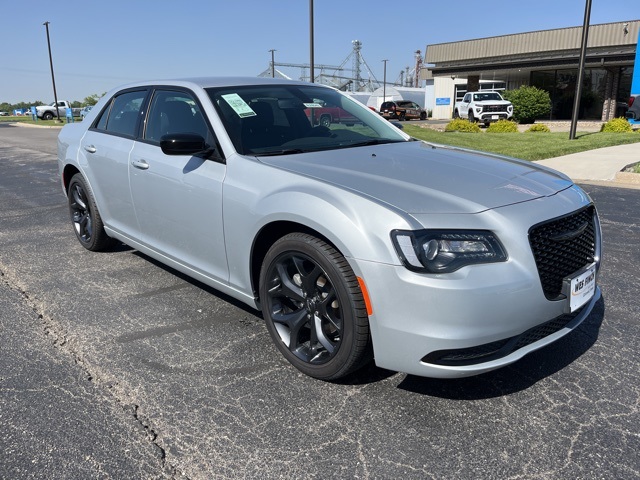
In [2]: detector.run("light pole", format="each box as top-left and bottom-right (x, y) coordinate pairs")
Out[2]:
(569, 0), (592, 140)
(309, 0), (314, 83)
(43, 21), (61, 122)
(269, 49), (276, 78)
(382, 59), (388, 107)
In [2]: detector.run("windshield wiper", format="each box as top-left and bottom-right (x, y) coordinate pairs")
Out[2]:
(254, 148), (306, 157)
(348, 139), (405, 148)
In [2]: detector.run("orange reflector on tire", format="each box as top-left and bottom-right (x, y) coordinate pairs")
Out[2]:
(357, 277), (373, 316)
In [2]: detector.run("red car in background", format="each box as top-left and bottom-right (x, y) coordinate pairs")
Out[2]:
(304, 103), (360, 127)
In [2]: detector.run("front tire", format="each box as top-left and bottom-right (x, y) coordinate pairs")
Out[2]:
(468, 110), (475, 122)
(259, 233), (371, 380)
(68, 173), (115, 251)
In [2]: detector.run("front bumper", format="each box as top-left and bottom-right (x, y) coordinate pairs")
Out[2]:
(351, 191), (600, 378)
(478, 112), (510, 123)
(356, 258), (599, 378)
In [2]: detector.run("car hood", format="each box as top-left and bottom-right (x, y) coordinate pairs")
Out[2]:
(258, 141), (573, 215)
(474, 100), (511, 105)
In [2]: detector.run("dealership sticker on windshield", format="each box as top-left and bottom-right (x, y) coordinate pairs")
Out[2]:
(221, 94), (256, 118)
(563, 263), (596, 313)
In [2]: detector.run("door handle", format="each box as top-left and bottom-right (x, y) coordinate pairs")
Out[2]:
(84, 145), (96, 153)
(131, 159), (150, 170)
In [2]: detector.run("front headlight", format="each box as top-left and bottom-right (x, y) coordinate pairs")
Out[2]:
(391, 230), (508, 273)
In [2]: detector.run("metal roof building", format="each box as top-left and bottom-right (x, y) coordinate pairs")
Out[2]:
(425, 20), (639, 121)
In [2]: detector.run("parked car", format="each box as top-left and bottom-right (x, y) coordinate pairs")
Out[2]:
(58, 77), (601, 380)
(626, 94), (639, 122)
(80, 106), (93, 119)
(0, 111), (9, 116)
(380, 100), (427, 121)
(36, 100), (82, 120)
(454, 91), (514, 126)
(304, 100), (359, 127)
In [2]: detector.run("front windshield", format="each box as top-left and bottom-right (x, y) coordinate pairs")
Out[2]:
(206, 84), (408, 156)
(473, 92), (503, 101)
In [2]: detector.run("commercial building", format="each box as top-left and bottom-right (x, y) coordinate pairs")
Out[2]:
(425, 20), (639, 121)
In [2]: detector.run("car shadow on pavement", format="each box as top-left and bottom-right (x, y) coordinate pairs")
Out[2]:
(394, 297), (605, 399)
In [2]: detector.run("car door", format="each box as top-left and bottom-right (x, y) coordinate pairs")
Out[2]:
(459, 94), (471, 118)
(80, 88), (148, 239)
(128, 88), (229, 283)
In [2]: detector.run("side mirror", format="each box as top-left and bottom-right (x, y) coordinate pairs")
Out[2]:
(389, 121), (404, 130)
(160, 133), (207, 156)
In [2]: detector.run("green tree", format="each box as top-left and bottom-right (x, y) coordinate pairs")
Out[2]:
(503, 86), (551, 124)
(82, 93), (105, 106)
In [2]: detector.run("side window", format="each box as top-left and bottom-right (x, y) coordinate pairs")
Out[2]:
(94, 90), (147, 137)
(463, 94), (471, 103)
(144, 90), (209, 143)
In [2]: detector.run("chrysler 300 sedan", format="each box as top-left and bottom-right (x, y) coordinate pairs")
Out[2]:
(57, 77), (601, 380)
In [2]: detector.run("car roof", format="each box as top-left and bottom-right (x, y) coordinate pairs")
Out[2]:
(111, 76), (319, 91)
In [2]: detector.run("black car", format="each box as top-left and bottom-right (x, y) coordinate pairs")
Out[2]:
(380, 101), (427, 121)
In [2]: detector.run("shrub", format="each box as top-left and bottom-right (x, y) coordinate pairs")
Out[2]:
(445, 118), (481, 133)
(600, 117), (633, 133)
(502, 86), (551, 124)
(486, 120), (518, 133)
(526, 123), (551, 133)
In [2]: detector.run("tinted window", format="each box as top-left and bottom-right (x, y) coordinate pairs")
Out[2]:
(144, 90), (209, 142)
(95, 90), (147, 137)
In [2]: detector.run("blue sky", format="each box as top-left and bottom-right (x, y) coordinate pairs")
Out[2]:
(1, 1), (637, 103)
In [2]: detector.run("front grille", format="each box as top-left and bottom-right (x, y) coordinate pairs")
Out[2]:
(528, 206), (596, 300)
(482, 105), (508, 113)
(422, 307), (584, 366)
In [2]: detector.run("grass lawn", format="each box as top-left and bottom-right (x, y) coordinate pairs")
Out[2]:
(402, 124), (640, 161)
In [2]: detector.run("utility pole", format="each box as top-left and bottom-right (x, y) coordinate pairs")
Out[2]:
(309, 0), (314, 83)
(43, 21), (61, 122)
(569, 0), (592, 140)
(382, 59), (388, 107)
(269, 49), (276, 78)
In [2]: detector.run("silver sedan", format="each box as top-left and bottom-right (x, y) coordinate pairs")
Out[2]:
(57, 77), (601, 380)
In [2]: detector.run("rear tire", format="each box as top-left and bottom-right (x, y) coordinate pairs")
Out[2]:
(43, 112), (54, 121)
(68, 173), (115, 251)
(259, 233), (372, 380)
(453, 109), (459, 119)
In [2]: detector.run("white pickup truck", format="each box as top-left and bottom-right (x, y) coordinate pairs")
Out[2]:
(453, 92), (513, 126)
(35, 101), (82, 120)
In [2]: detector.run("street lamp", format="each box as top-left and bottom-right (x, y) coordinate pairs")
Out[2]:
(43, 21), (61, 122)
(569, 0), (592, 140)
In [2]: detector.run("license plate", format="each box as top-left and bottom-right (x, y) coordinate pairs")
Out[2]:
(491, 115), (499, 120)
(562, 263), (596, 313)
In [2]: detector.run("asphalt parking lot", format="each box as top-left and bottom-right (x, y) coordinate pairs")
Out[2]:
(1, 124), (639, 479)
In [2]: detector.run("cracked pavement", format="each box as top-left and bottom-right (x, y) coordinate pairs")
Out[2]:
(0, 124), (638, 479)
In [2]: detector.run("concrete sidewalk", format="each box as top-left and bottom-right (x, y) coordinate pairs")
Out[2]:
(535, 142), (640, 186)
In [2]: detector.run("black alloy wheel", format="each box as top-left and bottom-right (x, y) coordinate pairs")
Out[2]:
(468, 109), (475, 122)
(68, 173), (114, 251)
(259, 233), (371, 380)
(420, 111), (427, 120)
